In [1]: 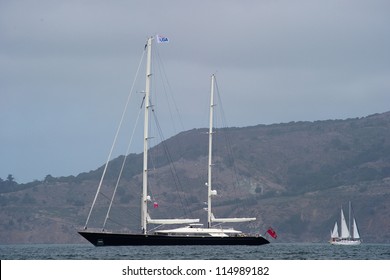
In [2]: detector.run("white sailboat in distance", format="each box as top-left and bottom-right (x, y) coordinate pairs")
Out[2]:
(330, 201), (361, 245)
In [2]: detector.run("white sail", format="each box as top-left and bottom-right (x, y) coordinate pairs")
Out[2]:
(352, 218), (360, 239)
(211, 213), (256, 223)
(340, 208), (350, 238)
(331, 222), (339, 238)
(147, 216), (200, 225)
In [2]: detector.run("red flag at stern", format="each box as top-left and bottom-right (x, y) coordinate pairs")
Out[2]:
(266, 227), (277, 239)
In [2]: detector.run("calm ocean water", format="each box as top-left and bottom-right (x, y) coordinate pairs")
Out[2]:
(1, 243), (389, 260)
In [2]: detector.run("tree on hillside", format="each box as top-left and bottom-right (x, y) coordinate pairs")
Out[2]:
(0, 174), (17, 189)
(7, 174), (15, 183)
(44, 174), (55, 183)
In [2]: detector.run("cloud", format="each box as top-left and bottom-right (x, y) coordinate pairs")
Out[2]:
(1, 0), (389, 182)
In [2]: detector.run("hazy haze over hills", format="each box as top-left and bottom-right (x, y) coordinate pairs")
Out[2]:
(0, 111), (390, 244)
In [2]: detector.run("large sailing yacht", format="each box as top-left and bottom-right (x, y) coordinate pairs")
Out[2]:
(78, 36), (270, 246)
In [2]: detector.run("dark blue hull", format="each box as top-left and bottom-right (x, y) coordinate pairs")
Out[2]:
(78, 230), (270, 246)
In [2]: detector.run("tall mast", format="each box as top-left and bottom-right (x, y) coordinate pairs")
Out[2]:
(348, 201), (352, 239)
(207, 74), (215, 228)
(141, 37), (153, 234)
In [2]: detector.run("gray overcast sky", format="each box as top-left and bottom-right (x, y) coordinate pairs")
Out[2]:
(1, 0), (390, 183)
